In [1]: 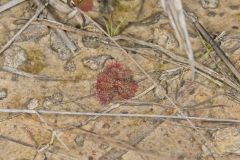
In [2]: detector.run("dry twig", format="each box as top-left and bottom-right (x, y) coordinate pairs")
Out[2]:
(0, 66), (76, 81)
(29, 18), (101, 37)
(0, 0), (26, 13)
(1, 108), (240, 124)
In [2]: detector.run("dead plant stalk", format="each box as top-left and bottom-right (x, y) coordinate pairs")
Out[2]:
(0, 108), (240, 124)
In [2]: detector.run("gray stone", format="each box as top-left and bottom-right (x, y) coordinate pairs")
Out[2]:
(26, 98), (39, 109)
(50, 31), (72, 60)
(51, 92), (63, 104)
(99, 143), (109, 150)
(201, 0), (219, 9)
(64, 61), (76, 72)
(207, 11), (217, 17)
(153, 86), (166, 100)
(43, 96), (53, 108)
(4, 46), (26, 68)
(43, 92), (64, 107)
(82, 36), (101, 49)
(75, 135), (85, 147)
(82, 55), (113, 70)
(0, 89), (7, 100)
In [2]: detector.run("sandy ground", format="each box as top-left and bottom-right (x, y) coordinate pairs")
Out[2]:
(0, 0), (240, 160)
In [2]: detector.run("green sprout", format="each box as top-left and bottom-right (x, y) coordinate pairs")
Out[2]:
(104, 17), (125, 37)
(199, 34), (213, 60)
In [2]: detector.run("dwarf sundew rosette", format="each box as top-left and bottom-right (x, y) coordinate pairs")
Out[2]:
(96, 62), (138, 104)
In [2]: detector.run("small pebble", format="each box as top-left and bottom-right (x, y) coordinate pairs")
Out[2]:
(64, 61), (76, 72)
(207, 11), (216, 17)
(121, 111), (128, 114)
(201, 0), (219, 9)
(232, 26), (239, 30)
(51, 92), (63, 104)
(102, 123), (110, 129)
(4, 46), (27, 68)
(219, 12), (224, 17)
(82, 55), (113, 70)
(50, 31), (72, 60)
(229, 5), (239, 10)
(82, 36), (101, 49)
(43, 96), (53, 108)
(26, 98), (39, 109)
(75, 135), (85, 147)
(0, 89), (7, 100)
(153, 86), (166, 100)
(99, 143), (109, 150)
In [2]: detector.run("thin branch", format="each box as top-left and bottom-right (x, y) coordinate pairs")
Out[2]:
(0, 134), (35, 148)
(32, 18), (102, 37)
(57, 103), (121, 132)
(0, 0), (26, 13)
(132, 84), (155, 100)
(0, 108), (240, 124)
(0, 66), (76, 81)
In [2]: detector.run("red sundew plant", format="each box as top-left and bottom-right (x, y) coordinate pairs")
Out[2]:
(96, 62), (138, 104)
(69, 0), (93, 12)
(78, 0), (93, 12)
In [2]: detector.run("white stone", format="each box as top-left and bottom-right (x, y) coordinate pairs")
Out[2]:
(0, 89), (7, 100)
(201, 0), (219, 9)
(26, 98), (39, 109)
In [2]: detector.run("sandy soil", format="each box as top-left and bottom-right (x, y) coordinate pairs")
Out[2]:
(0, 0), (240, 160)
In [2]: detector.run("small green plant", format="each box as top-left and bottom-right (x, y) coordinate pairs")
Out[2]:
(103, 17), (124, 37)
(199, 34), (213, 60)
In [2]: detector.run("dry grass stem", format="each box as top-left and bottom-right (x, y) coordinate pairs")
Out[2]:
(0, 108), (239, 124)
(0, 0), (26, 13)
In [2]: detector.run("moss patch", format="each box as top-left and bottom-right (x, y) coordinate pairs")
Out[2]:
(19, 48), (45, 74)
